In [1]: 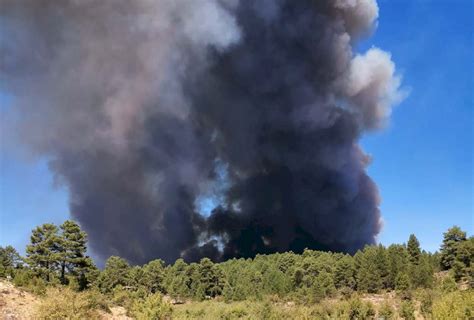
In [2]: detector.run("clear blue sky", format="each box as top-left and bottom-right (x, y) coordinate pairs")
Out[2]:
(1, 0), (472, 255)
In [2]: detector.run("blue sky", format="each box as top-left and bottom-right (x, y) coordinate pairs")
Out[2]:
(1, 0), (472, 255)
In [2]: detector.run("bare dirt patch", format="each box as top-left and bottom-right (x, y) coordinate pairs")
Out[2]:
(0, 280), (39, 320)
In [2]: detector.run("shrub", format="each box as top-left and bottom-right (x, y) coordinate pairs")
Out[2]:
(378, 301), (395, 320)
(399, 300), (415, 320)
(418, 289), (434, 318)
(111, 285), (133, 307)
(440, 274), (457, 293)
(28, 276), (47, 296)
(254, 301), (282, 320)
(219, 307), (248, 320)
(395, 273), (411, 291)
(36, 287), (108, 319)
(12, 269), (34, 287)
(432, 290), (474, 320)
(129, 292), (172, 320)
(348, 297), (375, 320)
(339, 286), (353, 299)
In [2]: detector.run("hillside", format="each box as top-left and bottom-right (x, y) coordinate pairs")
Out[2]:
(1, 223), (473, 319)
(0, 280), (38, 320)
(2, 278), (473, 319)
(0, 280), (131, 320)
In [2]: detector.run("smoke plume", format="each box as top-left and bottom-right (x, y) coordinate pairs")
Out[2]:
(1, 0), (405, 264)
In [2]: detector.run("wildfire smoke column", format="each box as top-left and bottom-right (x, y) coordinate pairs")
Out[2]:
(0, 0), (405, 264)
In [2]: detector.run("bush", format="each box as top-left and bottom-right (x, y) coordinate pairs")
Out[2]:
(395, 273), (411, 291)
(111, 285), (133, 307)
(254, 301), (282, 320)
(219, 307), (248, 320)
(36, 287), (108, 319)
(440, 274), (457, 293)
(12, 269), (34, 287)
(339, 286), (353, 299)
(418, 289), (434, 318)
(348, 297), (375, 320)
(378, 301), (395, 320)
(129, 292), (172, 320)
(432, 290), (474, 320)
(28, 276), (47, 296)
(399, 300), (415, 320)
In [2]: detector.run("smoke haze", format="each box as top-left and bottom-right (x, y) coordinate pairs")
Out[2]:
(0, 0), (405, 264)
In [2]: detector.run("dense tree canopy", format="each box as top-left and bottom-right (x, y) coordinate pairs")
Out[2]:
(25, 221), (96, 288)
(2, 221), (472, 309)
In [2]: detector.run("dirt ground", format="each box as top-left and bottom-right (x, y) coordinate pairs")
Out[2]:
(0, 280), (39, 320)
(0, 280), (131, 320)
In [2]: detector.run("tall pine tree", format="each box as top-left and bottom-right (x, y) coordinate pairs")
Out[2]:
(59, 220), (95, 289)
(407, 234), (421, 265)
(440, 226), (467, 270)
(26, 223), (60, 282)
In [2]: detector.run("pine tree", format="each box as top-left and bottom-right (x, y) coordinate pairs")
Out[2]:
(311, 270), (335, 302)
(387, 244), (409, 289)
(395, 272), (411, 291)
(355, 247), (383, 293)
(375, 245), (390, 289)
(399, 300), (415, 320)
(0, 246), (22, 277)
(334, 255), (356, 289)
(58, 220), (95, 288)
(452, 237), (474, 282)
(143, 259), (166, 293)
(407, 234), (421, 265)
(26, 223), (60, 282)
(411, 254), (434, 288)
(165, 258), (190, 299)
(196, 258), (224, 298)
(97, 256), (130, 293)
(440, 226), (467, 270)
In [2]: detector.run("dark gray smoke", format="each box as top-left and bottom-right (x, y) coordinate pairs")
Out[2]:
(1, 0), (405, 264)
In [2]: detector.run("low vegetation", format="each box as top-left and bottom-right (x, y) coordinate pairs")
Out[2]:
(0, 222), (472, 319)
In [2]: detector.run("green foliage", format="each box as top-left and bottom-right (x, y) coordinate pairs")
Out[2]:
(378, 301), (395, 320)
(334, 255), (356, 290)
(399, 300), (415, 320)
(418, 289), (434, 318)
(440, 226), (467, 270)
(3, 221), (474, 320)
(195, 258), (225, 299)
(12, 268), (34, 287)
(110, 285), (134, 307)
(432, 290), (474, 320)
(142, 259), (166, 293)
(26, 223), (61, 282)
(395, 272), (411, 291)
(36, 287), (108, 320)
(407, 255), (434, 290)
(452, 236), (474, 282)
(347, 297), (375, 320)
(386, 244), (409, 289)
(355, 246), (387, 293)
(407, 234), (421, 265)
(440, 274), (457, 292)
(58, 220), (95, 289)
(165, 258), (192, 299)
(310, 270), (335, 302)
(25, 221), (96, 288)
(0, 245), (23, 278)
(96, 256), (130, 293)
(129, 292), (172, 320)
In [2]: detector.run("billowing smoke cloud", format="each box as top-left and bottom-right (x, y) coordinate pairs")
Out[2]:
(1, 0), (405, 264)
